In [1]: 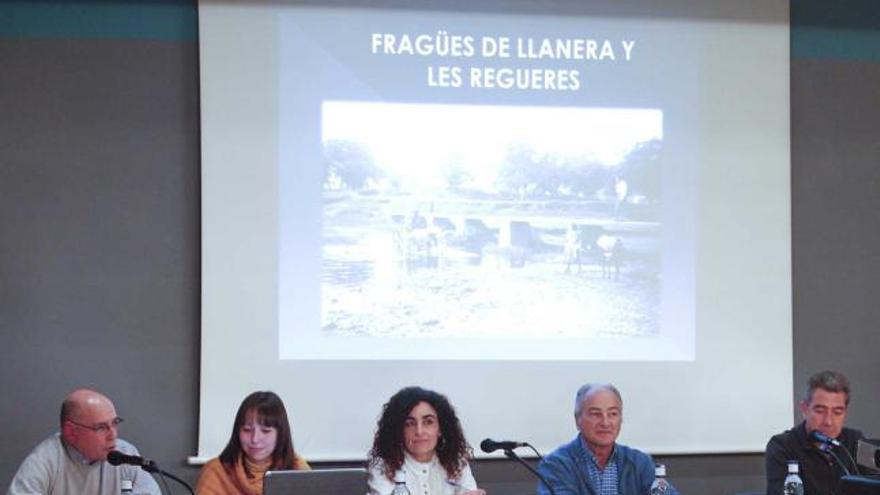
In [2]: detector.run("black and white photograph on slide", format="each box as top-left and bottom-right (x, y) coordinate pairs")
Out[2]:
(320, 101), (663, 340)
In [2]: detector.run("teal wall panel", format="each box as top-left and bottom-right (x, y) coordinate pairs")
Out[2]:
(0, 0), (196, 41)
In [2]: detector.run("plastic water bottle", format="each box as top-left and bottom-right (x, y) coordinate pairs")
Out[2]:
(783, 460), (804, 495)
(650, 464), (670, 495)
(391, 470), (411, 495)
(120, 479), (133, 495)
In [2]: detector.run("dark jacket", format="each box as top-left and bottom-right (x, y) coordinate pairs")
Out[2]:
(765, 421), (863, 495)
(537, 436), (679, 495)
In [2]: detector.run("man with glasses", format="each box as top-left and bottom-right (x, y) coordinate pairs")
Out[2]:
(7, 388), (160, 494)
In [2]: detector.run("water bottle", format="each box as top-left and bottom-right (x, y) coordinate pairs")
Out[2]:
(650, 464), (670, 495)
(391, 470), (411, 495)
(120, 479), (133, 495)
(783, 460), (804, 495)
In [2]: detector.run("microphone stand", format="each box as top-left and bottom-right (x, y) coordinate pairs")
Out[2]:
(839, 444), (862, 476)
(819, 444), (853, 477)
(502, 449), (557, 495)
(139, 461), (195, 495)
(525, 442), (545, 461)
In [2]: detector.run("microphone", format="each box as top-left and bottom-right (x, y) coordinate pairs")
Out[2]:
(108, 450), (196, 495)
(108, 450), (156, 470)
(480, 438), (527, 453)
(810, 430), (842, 448)
(481, 439), (557, 495)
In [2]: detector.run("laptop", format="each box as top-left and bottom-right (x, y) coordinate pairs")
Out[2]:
(263, 468), (368, 495)
(840, 475), (880, 495)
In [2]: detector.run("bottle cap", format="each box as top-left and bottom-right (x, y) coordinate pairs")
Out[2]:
(393, 470), (406, 483)
(787, 461), (799, 474)
(121, 479), (134, 491)
(654, 464), (667, 477)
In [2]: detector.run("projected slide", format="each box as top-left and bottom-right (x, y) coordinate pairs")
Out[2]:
(201, 0), (790, 458)
(278, 8), (696, 361)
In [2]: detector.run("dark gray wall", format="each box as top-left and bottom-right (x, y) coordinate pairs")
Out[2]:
(791, 56), (880, 430)
(2, 2), (879, 494)
(0, 19), (202, 487)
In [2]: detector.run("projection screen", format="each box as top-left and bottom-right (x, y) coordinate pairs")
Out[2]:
(197, 0), (791, 461)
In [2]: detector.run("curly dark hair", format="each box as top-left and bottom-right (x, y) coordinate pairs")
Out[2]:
(368, 386), (473, 480)
(219, 391), (301, 476)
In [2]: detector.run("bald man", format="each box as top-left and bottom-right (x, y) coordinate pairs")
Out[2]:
(7, 388), (160, 494)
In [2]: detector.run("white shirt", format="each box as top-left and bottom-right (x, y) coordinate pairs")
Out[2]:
(368, 452), (478, 495)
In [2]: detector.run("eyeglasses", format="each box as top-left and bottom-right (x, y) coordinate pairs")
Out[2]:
(67, 417), (124, 433)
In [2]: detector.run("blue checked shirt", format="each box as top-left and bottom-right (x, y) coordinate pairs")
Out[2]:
(581, 436), (620, 495)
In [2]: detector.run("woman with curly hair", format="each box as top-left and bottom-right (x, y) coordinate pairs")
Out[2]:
(367, 386), (486, 495)
(196, 391), (309, 495)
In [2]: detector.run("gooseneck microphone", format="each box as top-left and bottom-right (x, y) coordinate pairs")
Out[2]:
(809, 432), (860, 476)
(480, 438), (556, 495)
(810, 430), (842, 448)
(480, 438), (528, 453)
(108, 451), (158, 472)
(107, 450), (195, 495)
